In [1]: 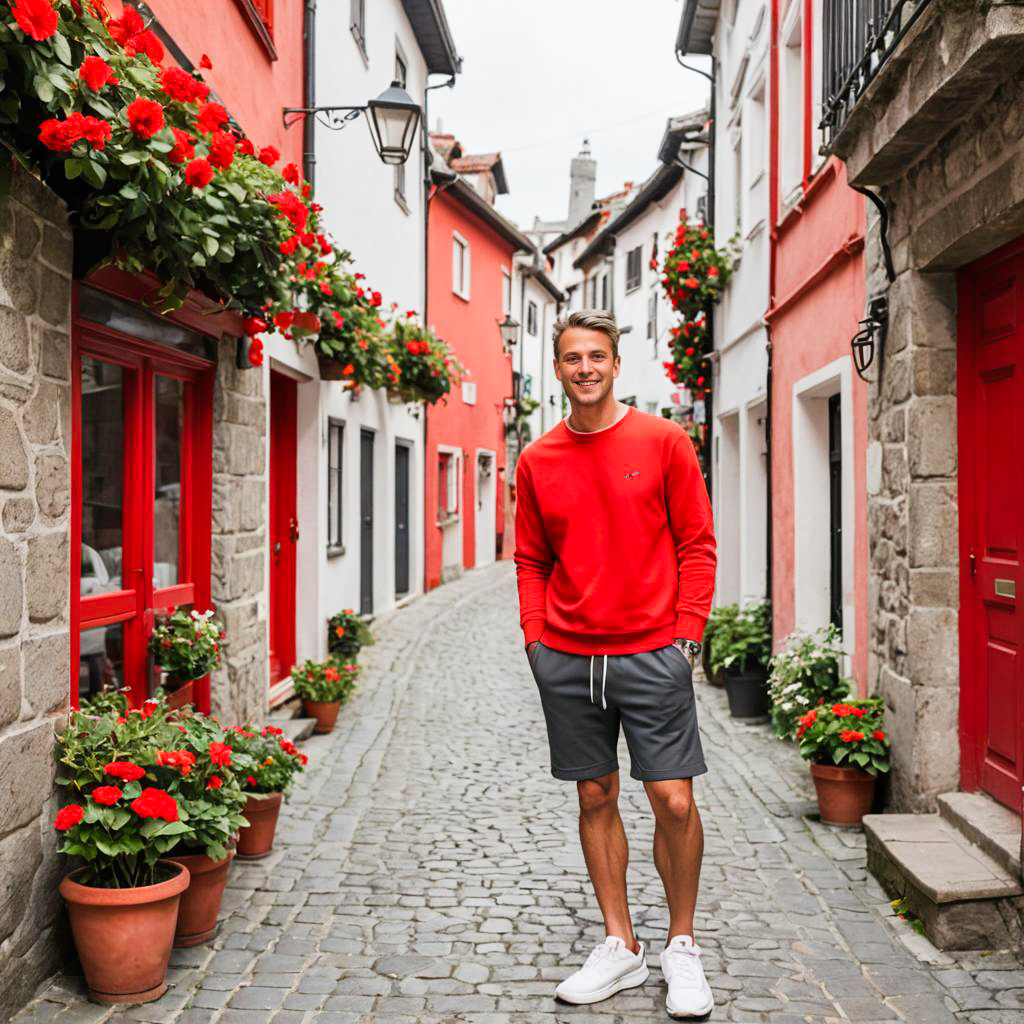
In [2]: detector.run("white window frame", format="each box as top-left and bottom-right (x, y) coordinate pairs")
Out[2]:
(326, 418), (344, 553)
(452, 231), (471, 301)
(501, 266), (511, 315)
(779, 2), (805, 208)
(742, 77), (767, 239)
(437, 446), (461, 524)
(526, 300), (538, 336)
(625, 245), (642, 293)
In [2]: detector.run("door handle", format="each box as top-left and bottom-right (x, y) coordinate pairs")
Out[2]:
(289, 517), (299, 543)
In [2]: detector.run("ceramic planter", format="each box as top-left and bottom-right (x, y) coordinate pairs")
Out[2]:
(303, 698), (341, 734)
(163, 677), (194, 711)
(167, 848), (235, 946)
(723, 665), (770, 718)
(810, 762), (877, 826)
(235, 792), (283, 859)
(59, 860), (189, 1004)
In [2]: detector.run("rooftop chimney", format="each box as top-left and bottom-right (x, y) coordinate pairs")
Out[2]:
(568, 139), (596, 227)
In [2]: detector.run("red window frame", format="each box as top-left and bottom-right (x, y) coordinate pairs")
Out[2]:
(70, 286), (215, 712)
(234, 0), (277, 59)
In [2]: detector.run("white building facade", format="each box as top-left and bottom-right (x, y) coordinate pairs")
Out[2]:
(678, 1), (770, 609)
(262, 0), (460, 703)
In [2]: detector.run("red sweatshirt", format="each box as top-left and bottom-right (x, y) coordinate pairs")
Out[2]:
(514, 407), (716, 655)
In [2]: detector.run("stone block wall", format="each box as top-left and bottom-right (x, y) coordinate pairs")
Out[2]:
(854, 9), (1024, 812)
(210, 346), (268, 725)
(0, 167), (73, 1016)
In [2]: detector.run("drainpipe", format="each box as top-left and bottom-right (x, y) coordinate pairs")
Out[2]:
(302, 0), (316, 188)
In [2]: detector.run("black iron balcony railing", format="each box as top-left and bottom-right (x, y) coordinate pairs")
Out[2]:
(820, 0), (934, 149)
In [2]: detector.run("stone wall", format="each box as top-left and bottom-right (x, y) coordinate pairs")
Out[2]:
(0, 167), (73, 1016)
(852, 6), (1024, 811)
(210, 345), (267, 725)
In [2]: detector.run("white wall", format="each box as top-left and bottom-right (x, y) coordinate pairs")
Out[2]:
(514, 270), (562, 441)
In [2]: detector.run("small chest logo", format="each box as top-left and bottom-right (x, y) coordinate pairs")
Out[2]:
(623, 470), (640, 480)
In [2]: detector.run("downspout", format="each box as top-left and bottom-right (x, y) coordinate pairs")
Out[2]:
(302, 0), (316, 187)
(766, 0), (781, 618)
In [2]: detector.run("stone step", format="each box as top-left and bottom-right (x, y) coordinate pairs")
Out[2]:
(281, 717), (317, 743)
(938, 791), (1021, 881)
(864, 811), (1023, 950)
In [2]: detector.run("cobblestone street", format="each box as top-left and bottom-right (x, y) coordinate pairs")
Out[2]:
(14, 562), (1024, 1024)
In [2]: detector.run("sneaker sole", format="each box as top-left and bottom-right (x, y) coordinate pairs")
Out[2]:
(666, 991), (715, 1018)
(554, 963), (650, 1005)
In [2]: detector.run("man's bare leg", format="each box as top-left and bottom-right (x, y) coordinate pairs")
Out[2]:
(644, 778), (703, 943)
(577, 771), (638, 950)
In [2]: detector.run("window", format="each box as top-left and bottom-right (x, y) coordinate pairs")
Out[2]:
(646, 401), (659, 415)
(600, 273), (608, 310)
(527, 300), (538, 336)
(73, 288), (215, 711)
(779, 6), (804, 203)
(501, 267), (511, 315)
(350, 0), (366, 57)
(646, 291), (657, 340)
(452, 232), (470, 300)
(250, 0), (272, 30)
(327, 420), (344, 550)
(461, 380), (477, 405)
(743, 82), (767, 236)
(394, 52), (408, 206)
(625, 245), (642, 292)
(586, 276), (597, 307)
(236, 0), (276, 56)
(438, 451), (459, 521)
(828, 393), (842, 631)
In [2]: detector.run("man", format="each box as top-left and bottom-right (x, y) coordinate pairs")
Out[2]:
(514, 310), (716, 1018)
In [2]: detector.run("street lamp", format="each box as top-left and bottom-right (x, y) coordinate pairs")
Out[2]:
(498, 314), (520, 349)
(282, 81), (422, 166)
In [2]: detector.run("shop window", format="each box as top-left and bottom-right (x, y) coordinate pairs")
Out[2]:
(73, 287), (214, 711)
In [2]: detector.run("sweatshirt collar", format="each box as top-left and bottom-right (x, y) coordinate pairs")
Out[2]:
(561, 405), (635, 443)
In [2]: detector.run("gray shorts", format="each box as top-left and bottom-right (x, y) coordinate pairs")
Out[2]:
(527, 642), (707, 782)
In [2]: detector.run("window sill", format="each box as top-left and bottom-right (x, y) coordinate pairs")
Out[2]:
(394, 190), (411, 216)
(452, 289), (470, 303)
(326, 544), (346, 559)
(233, 0), (277, 60)
(625, 283), (641, 295)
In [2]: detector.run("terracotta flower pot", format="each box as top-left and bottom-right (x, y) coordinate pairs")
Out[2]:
(810, 762), (877, 826)
(167, 848), (235, 947)
(303, 698), (341, 734)
(59, 860), (190, 1005)
(164, 678), (194, 711)
(235, 792), (283, 859)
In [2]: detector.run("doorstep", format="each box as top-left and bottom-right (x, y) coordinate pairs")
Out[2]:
(864, 796), (1024, 951)
(266, 697), (317, 742)
(937, 791), (1021, 880)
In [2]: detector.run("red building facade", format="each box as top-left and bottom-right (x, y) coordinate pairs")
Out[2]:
(424, 175), (531, 589)
(766, 0), (869, 687)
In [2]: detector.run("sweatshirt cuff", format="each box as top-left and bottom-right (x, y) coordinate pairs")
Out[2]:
(522, 619), (546, 645)
(674, 613), (707, 644)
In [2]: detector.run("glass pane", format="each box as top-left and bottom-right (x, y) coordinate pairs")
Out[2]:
(154, 377), (182, 587)
(78, 621), (126, 703)
(81, 359), (124, 597)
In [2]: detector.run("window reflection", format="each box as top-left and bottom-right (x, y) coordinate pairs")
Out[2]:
(81, 358), (123, 596)
(78, 621), (126, 702)
(154, 377), (182, 588)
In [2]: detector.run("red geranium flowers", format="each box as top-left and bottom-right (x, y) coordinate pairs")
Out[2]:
(103, 760), (146, 782)
(158, 67), (209, 105)
(125, 97), (165, 138)
(196, 101), (229, 135)
(130, 788), (179, 822)
(90, 785), (123, 806)
(38, 113), (111, 152)
(184, 158), (213, 188)
(54, 805), (84, 830)
(12, 0), (58, 41)
(79, 56), (118, 91)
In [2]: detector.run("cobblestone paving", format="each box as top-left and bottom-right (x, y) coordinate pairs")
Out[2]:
(13, 562), (1024, 1024)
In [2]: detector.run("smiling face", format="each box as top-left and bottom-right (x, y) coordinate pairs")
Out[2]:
(554, 326), (620, 410)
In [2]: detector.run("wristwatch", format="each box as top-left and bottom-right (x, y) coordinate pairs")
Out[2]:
(674, 638), (702, 659)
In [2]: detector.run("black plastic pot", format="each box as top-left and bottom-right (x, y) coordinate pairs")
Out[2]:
(723, 665), (770, 718)
(702, 642), (724, 687)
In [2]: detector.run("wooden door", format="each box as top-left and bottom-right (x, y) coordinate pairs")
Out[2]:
(360, 429), (374, 614)
(958, 239), (1024, 816)
(395, 442), (410, 597)
(268, 372), (297, 685)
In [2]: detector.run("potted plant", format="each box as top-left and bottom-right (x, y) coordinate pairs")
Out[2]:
(767, 624), (849, 739)
(148, 607), (224, 710)
(163, 712), (254, 946)
(228, 725), (307, 859)
(711, 601), (772, 718)
(54, 702), (193, 1004)
(290, 657), (360, 734)
(384, 314), (465, 405)
(701, 604), (740, 687)
(327, 607), (374, 662)
(797, 699), (891, 825)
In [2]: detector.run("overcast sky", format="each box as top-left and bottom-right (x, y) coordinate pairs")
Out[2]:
(430, 0), (712, 231)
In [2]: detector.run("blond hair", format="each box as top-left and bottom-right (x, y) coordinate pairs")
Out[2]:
(552, 309), (620, 360)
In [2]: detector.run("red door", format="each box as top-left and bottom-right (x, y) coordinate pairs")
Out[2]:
(958, 238), (1024, 816)
(268, 371), (298, 686)
(71, 289), (214, 711)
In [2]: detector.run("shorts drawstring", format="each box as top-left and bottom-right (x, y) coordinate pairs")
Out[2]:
(589, 654), (608, 710)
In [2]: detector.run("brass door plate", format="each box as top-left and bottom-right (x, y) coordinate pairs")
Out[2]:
(994, 578), (1016, 599)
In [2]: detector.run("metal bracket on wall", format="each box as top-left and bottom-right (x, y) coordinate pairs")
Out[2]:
(850, 184), (896, 283)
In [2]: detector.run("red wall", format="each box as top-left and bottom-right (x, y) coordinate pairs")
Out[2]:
(134, 0), (304, 165)
(769, 0), (868, 690)
(425, 188), (516, 590)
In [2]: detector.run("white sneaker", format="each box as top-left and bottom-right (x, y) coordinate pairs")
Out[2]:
(660, 934), (714, 1018)
(554, 936), (649, 1004)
